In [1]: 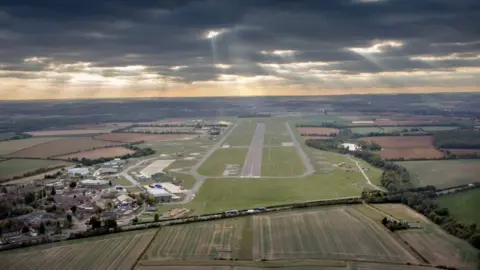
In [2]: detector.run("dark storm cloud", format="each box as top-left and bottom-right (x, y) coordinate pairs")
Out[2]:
(0, 0), (479, 86)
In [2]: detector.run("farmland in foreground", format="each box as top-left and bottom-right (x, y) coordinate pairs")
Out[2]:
(0, 159), (70, 179)
(56, 147), (135, 160)
(5, 138), (124, 158)
(261, 146), (305, 176)
(0, 230), (156, 270)
(437, 189), (480, 226)
(0, 137), (61, 155)
(361, 136), (443, 160)
(396, 159), (480, 188)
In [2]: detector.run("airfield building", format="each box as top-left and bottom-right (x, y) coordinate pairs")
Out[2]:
(68, 168), (90, 177)
(80, 179), (110, 189)
(146, 187), (172, 202)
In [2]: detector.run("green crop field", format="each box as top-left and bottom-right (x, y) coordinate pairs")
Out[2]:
(349, 127), (384, 134)
(261, 147), (305, 176)
(197, 148), (248, 176)
(395, 160), (480, 188)
(0, 159), (69, 179)
(0, 137), (61, 155)
(223, 121), (259, 146)
(437, 189), (480, 226)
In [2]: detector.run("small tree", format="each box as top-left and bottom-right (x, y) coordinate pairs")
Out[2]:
(50, 186), (56, 196)
(54, 221), (62, 234)
(69, 181), (77, 189)
(39, 222), (46, 234)
(70, 205), (77, 214)
(109, 180), (112, 187)
(137, 198), (144, 207)
(154, 213), (159, 222)
(132, 216), (138, 225)
(66, 213), (72, 223)
(90, 216), (101, 229)
(104, 218), (117, 229)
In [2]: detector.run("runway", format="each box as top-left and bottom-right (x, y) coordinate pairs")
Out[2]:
(241, 123), (265, 178)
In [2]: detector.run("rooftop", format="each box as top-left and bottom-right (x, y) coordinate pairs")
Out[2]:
(146, 187), (171, 197)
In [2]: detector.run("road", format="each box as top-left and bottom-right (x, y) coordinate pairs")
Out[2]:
(181, 122), (240, 203)
(285, 122), (315, 175)
(241, 123), (265, 178)
(347, 155), (383, 191)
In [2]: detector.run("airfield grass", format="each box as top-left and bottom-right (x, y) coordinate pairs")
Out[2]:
(168, 171), (196, 189)
(175, 171), (366, 215)
(197, 148), (248, 176)
(437, 189), (480, 226)
(109, 176), (134, 186)
(224, 121), (259, 146)
(395, 159), (480, 188)
(263, 119), (291, 146)
(261, 147), (305, 176)
(0, 159), (69, 179)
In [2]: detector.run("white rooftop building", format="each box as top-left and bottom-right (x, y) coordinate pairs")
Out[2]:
(80, 179), (110, 188)
(340, 143), (361, 151)
(146, 187), (172, 202)
(68, 168), (90, 177)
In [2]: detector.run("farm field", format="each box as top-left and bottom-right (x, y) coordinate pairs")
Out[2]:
(261, 147), (305, 176)
(144, 218), (247, 261)
(26, 129), (111, 136)
(252, 207), (418, 263)
(223, 121), (258, 147)
(350, 126), (458, 134)
(0, 159), (70, 180)
(446, 149), (480, 155)
(398, 228), (478, 269)
(94, 133), (193, 143)
(5, 138), (124, 158)
(56, 147), (135, 160)
(0, 230), (156, 270)
(362, 136), (443, 160)
(396, 160), (480, 188)
(197, 148), (248, 176)
(0, 137), (61, 155)
(437, 189), (480, 226)
(296, 127), (339, 135)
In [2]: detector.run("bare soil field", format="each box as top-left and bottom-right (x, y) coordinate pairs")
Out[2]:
(0, 231), (155, 270)
(372, 204), (430, 223)
(26, 129), (111, 136)
(252, 206), (418, 263)
(144, 219), (245, 261)
(94, 133), (193, 143)
(0, 137), (61, 155)
(5, 138), (123, 158)
(297, 127), (339, 135)
(361, 136), (443, 159)
(56, 147), (135, 160)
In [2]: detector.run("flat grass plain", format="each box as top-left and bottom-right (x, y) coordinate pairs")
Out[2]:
(437, 189), (480, 226)
(0, 159), (70, 179)
(197, 148), (249, 176)
(396, 159), (480, 188)
(261, 147), (305, 177)
(0, 230), (156, 270)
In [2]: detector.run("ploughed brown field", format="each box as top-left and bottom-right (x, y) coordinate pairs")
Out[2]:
(56, 147), (135, 160)
(5, 138), (124, 158)
(26, 129), (111, 136)
(362, 136), (443, 160)
(297, 127), (339, 135)
(94, 133), (193, 143)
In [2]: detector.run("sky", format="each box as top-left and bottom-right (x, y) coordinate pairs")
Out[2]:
(0, 0), (479, 100)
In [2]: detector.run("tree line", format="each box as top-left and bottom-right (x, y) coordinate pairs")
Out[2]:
(71, 146), (155, 166)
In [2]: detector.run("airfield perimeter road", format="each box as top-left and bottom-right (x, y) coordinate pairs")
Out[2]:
(241, 123), (266, 178)
(285, 122), (315, 175)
